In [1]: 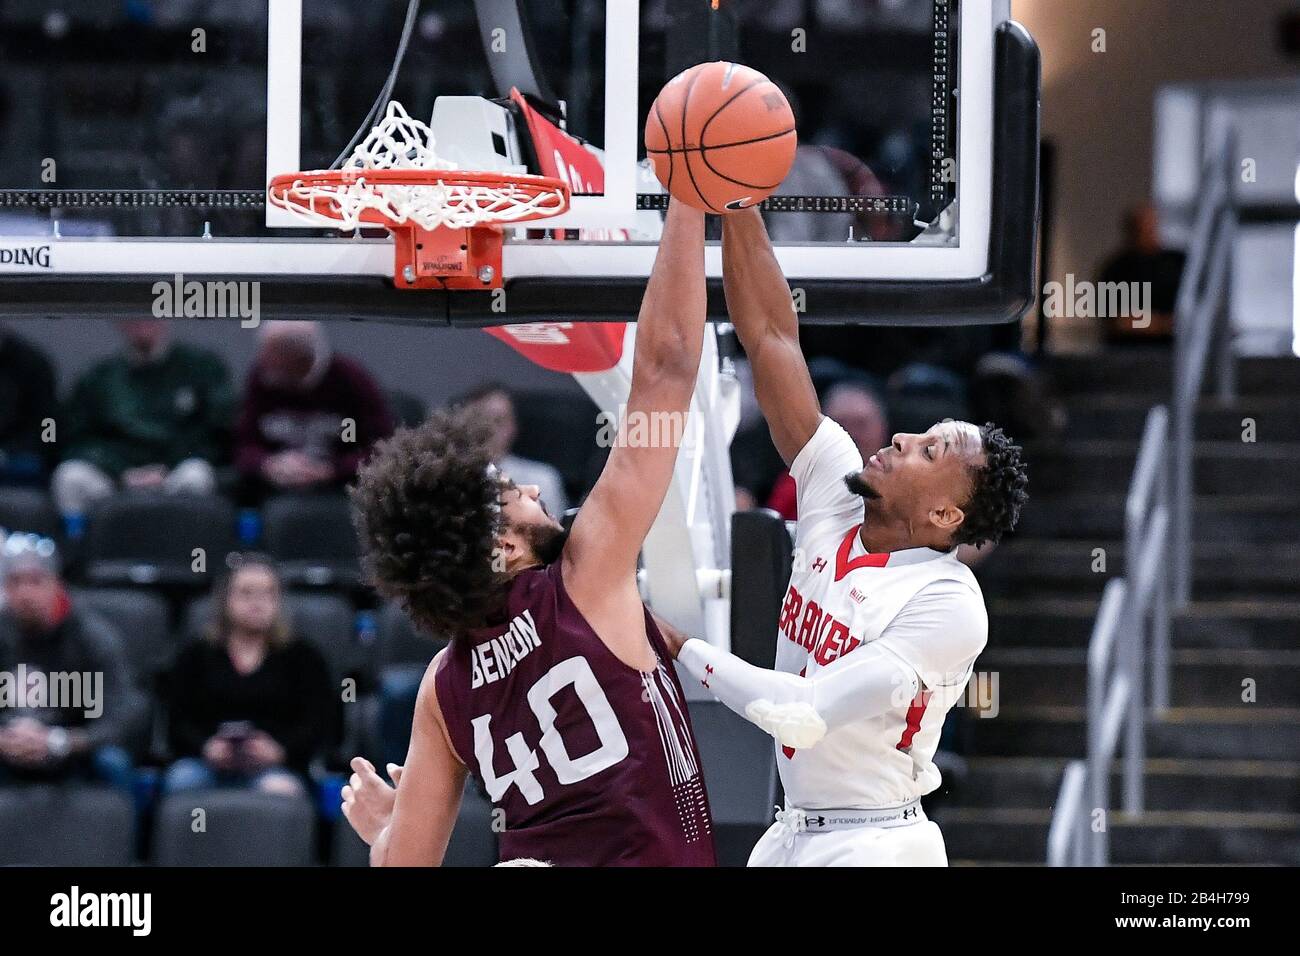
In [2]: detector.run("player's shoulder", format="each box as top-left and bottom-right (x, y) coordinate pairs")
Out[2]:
(423, 646), (452, 714)
(920, 560), (986, 604)
(913, 572), (989, 640)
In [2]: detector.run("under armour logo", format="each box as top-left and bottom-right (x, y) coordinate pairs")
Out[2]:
(902, 807), (918, 820)
(811, 557), (827, 573)
(702, 664), (713, 689)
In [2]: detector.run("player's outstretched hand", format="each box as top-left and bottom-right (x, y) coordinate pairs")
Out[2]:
(341, 756), (404, 846)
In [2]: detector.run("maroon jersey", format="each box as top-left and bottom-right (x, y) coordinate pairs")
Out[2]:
(435, 562), (716, 866)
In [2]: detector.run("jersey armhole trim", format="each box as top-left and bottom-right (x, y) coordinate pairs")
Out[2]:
(430, 649), (470, 768)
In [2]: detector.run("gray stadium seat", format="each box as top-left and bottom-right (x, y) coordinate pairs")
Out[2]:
(70, 587), (174, 687)
(444, 782), (499, 866)
(0, 786), (134, 866)
(152, 789), (316, 866)
(376, 601), (445, 668)
(82, 493), (237, 587)
(0, 487), (62, 542)
(332, 779), (499, 867)
(262, 494), (362, 588)
(688, 699), (778, 866)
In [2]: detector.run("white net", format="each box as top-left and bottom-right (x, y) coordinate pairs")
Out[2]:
(270, 102), (566, 231)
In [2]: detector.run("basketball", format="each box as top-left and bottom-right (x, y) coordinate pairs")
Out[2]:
(645, 61), (797, 213)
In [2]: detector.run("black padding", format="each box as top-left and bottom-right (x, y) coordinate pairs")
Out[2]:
(730, 509), (793, 670)
(689, 699), (777, 866)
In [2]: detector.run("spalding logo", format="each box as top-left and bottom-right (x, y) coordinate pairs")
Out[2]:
(0, 245), (53, 270)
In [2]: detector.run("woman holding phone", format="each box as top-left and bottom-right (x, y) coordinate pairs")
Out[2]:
(162, 555), (334, 796)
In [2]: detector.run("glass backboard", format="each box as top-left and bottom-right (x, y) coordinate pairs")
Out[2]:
(0, 0), (1038, 325)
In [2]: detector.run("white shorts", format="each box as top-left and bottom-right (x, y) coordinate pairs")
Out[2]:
(747, 818), (948, 867)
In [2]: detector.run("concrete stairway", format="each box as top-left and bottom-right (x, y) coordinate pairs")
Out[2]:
(932, 349), (1300, 865)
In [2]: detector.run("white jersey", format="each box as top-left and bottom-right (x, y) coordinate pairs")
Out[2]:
(775, 418), (987, 809)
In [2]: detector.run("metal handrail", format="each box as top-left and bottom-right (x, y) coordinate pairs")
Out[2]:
(1172, 124), (1239, 607)
(1048, 123), (1234, 866)
(1049, 409), (1169, 866)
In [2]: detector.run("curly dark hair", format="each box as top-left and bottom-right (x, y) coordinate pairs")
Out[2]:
(349, 408), (506, 639)
(955, 423), (1029, 550)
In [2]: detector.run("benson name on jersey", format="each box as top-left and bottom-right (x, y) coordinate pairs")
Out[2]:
(470, 610), (543, 688)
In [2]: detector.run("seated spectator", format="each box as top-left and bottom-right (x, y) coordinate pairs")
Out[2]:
(51, 319), (233, 521)
(766, 382), (890, 520)
(0, 326), (58, 486)
(0, 535), (138, 790)
(1098, 201), (1185, 343)
(460, 383), (569, 515)
(163, 556), (333, 796)
(235, 322), (394, 499)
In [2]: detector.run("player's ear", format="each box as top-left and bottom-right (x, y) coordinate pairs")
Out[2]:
(495, 528), (526, 572)
(930, 502), (965, 536)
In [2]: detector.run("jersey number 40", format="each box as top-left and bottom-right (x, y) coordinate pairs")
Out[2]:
(470, 655), (630, 805)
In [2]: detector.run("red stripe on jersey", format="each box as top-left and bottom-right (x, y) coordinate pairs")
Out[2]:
(835, 524), (891, 581)
(896, 690), (932, 751)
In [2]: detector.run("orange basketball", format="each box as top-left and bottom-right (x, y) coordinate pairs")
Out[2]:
(645, 61), (797, 213)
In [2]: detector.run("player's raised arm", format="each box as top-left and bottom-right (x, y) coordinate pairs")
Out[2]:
(562, 199), (707, 595)
(721, 208), (822, 465)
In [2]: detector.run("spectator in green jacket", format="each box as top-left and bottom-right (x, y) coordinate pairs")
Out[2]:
(52, 320), (235, 519)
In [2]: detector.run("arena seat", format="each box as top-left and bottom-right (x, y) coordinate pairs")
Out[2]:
(0, 486), (62, 542)
(376, 601), (445, 669)
(0, 786), (134, 866)
(688, 699), (778, 867)
(444, 781), (500, 866)
(261, 494), (362, 588)
(70, 587), (174, 688)
(375, 664), (424, 768)
(81, 493), (237, 587)
(332, 779), (499, 867)
(152, 789), (316, 866)
(371, 605), (445, 767)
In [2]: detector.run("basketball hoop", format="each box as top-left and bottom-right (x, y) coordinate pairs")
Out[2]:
(268, 102), (569, 289)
